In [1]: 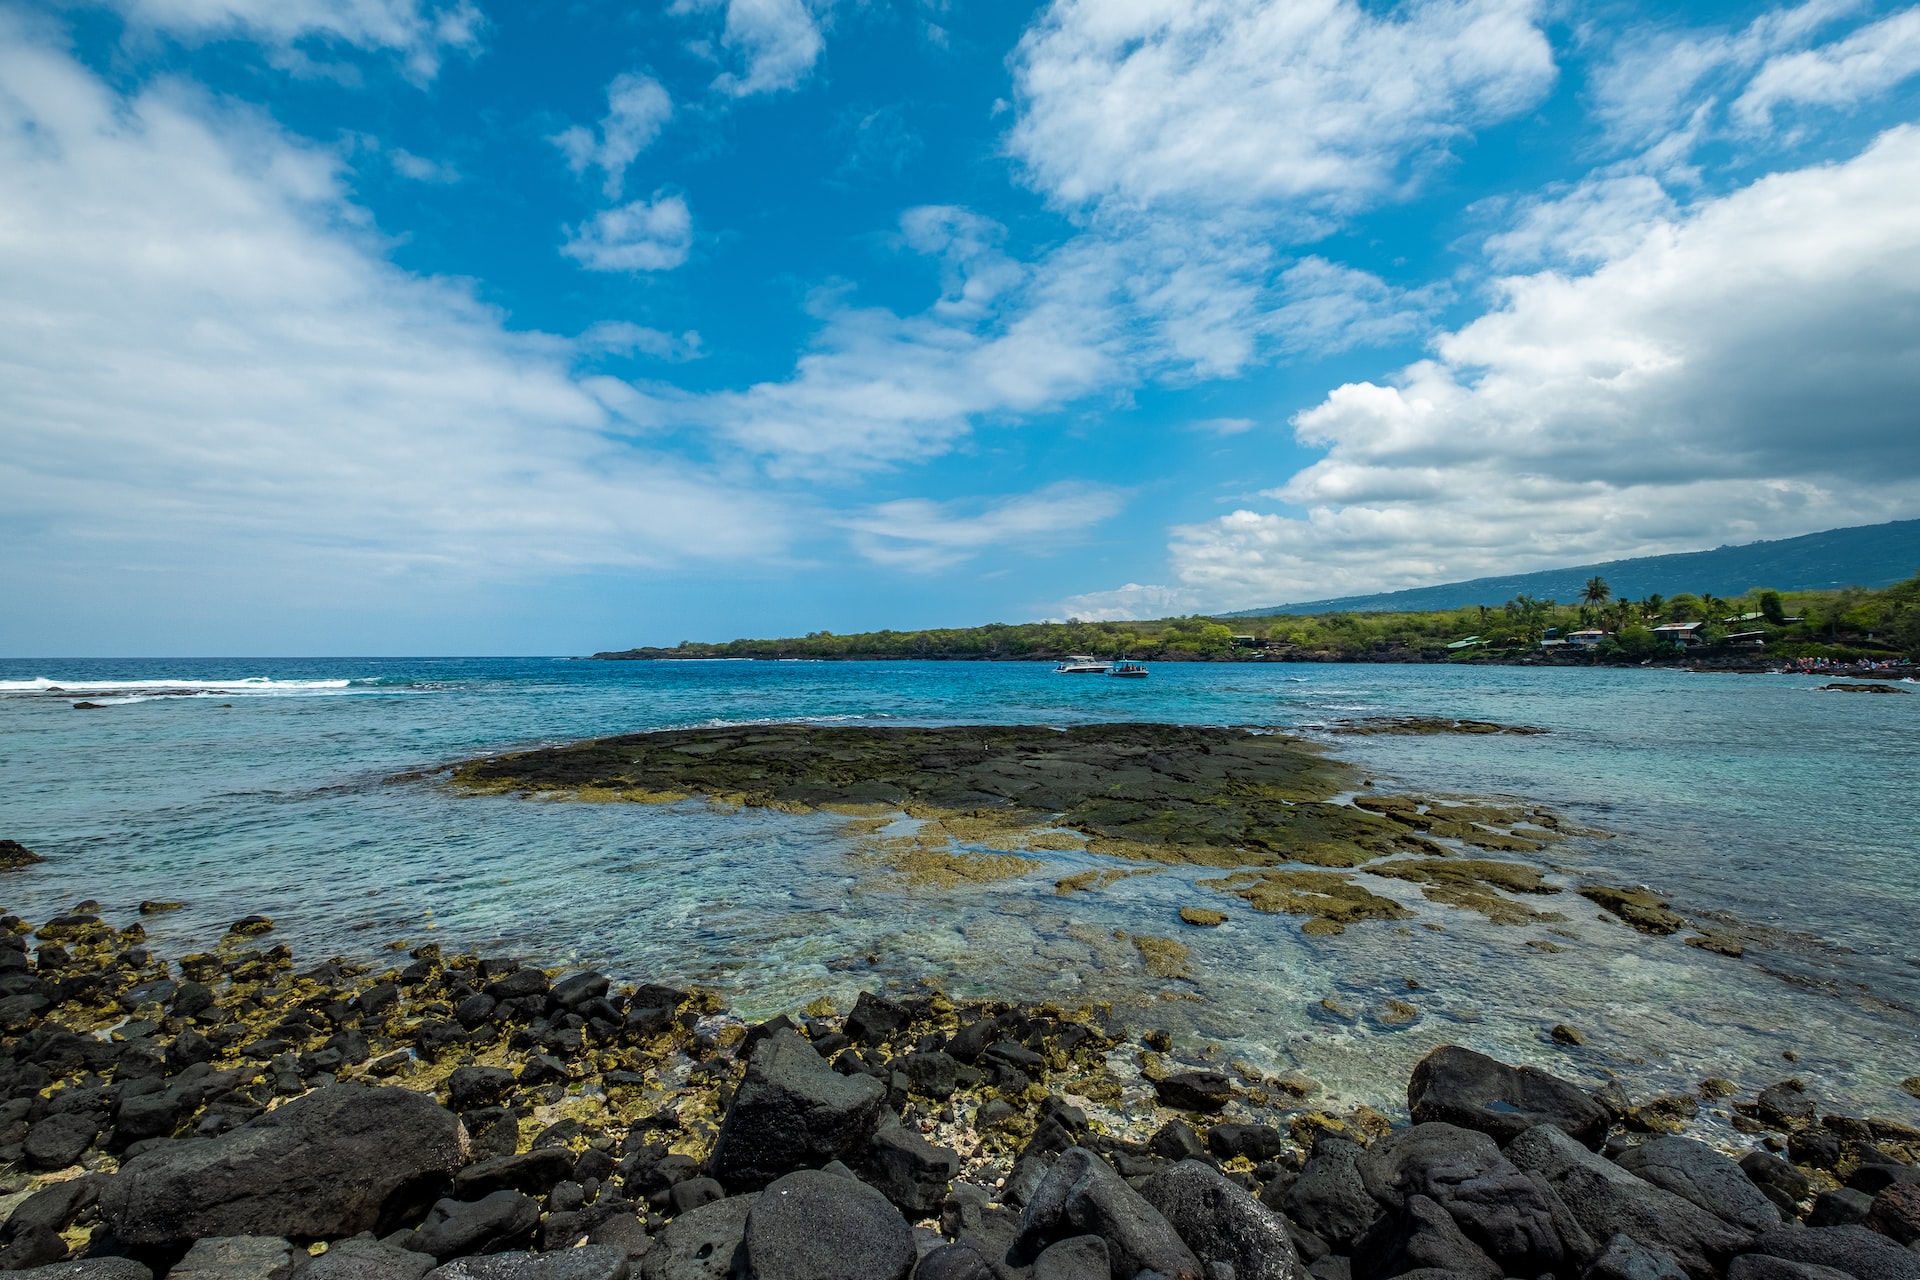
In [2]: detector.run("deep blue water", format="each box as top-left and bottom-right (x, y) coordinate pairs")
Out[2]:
(2, 657), (1916, 1125)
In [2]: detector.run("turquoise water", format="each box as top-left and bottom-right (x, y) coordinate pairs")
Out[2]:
(2, 657), (1916, 1126)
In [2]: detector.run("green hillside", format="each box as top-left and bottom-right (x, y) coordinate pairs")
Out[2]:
(595, 576), (1920, 665)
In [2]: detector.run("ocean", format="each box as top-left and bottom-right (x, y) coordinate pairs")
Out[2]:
(2, 656), (1915, 1128)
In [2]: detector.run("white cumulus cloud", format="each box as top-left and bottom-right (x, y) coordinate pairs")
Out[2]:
(552, 71), (673, 199)
(1592, 0), (1920, 159)
(841, 483), (1126, 571)
(1734, 6), (1920, 128)
(675, 0), (827, 97)
(1008, 0), (1555, 213)
(1052, 582), (1203, 622)
(0, 20), (781, 625)
(108, 0), (484, 80)
(561, 193), (695, 273)
(1161, 125), (1920, 607)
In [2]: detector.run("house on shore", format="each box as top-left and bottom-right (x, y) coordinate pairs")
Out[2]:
(1651, 622), (1704, 647)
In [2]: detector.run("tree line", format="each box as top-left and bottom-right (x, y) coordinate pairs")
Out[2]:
(592, 574), (1920, 664)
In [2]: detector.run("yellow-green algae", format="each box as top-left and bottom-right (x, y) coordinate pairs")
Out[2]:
(1362, 858), (1570, 926)
(1195, 869), (1414, 934)
(1055, 867), (1160, 895)
(1126, 933), (1192, 979)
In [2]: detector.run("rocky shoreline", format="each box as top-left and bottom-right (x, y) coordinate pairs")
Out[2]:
(4, 904), (1920, 1280)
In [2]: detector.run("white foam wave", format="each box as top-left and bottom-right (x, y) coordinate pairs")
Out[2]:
(0, 676), (352, 696)
(686, 713), (897, 730)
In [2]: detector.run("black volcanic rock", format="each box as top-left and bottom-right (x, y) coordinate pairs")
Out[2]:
(101, 1084), (462, 1244)
(1409, 1045), (1610, 1148)
(710, 1028), (885, 1192)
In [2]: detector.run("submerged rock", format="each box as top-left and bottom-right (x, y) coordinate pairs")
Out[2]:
(1154, 1072), (1233, 1113)
(1579, 886), (1686, 936)
(1195, 869), (1413, 934)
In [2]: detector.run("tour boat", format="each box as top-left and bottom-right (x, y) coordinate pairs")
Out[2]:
(1053, 655), (1110, 674)
(1108, 661), (1149, 678)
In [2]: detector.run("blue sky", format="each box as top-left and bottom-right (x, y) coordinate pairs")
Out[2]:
(3, 0), (1919, 654)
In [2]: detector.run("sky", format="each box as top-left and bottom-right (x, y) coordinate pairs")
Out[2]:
(3, 0), (1919, 655)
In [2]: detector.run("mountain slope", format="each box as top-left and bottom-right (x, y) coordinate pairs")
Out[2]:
(1220, 519), (1920, 617)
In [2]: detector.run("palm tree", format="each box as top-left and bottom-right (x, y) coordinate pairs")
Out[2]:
(1581, 576), (1611, 608)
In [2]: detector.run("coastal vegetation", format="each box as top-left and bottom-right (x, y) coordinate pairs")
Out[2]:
(593, 575), (1920, 665)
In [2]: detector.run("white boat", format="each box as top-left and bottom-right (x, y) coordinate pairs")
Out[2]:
(1108, 661), (1149, 678)
(1054, 654), (1110, 674)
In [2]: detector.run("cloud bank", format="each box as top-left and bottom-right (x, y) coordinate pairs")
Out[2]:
(0, 24), (778, 608)
(1162, 125), (1920, 608)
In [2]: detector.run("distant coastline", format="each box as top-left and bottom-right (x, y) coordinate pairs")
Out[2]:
(594, 576), (1920, 672)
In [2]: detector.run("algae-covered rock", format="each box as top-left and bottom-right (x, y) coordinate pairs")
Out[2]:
(1580, 885), (1686, 935)
(1687, 931), (1745, 957)
(1196, 869), (1412, 935)
(1130, 935), (1190, 979)
(1178, 907), (1226, 927)
(1365, 859), (1568, 926)
(1055, 867), (1157, 895)
(0, 839), (45, 871)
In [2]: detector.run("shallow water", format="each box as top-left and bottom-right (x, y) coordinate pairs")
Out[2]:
(1, 657), (1916, 1127)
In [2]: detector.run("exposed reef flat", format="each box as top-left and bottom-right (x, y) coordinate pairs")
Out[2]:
(454, 723), (1464, 875)
(3, 906), (1920, 1280)
(446, 723), (1798, 950)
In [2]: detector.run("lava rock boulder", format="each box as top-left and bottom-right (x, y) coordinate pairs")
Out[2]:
(739, 1169), (913, 1280)
(709, 1029), (886, 1192)
(1140, 1159), (1306, 1280)
(1018, 1146), (1203, 1280)
(101, 1084), (464, 1245)
(1408, 1046), (1610, 1149)
(1615, 1136), (1782, 1234)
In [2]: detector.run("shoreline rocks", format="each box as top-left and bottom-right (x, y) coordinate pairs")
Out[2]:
(1, 909), (1918, 1280)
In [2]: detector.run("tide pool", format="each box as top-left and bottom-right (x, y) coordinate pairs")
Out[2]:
(1, 656), (1915, 1127)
